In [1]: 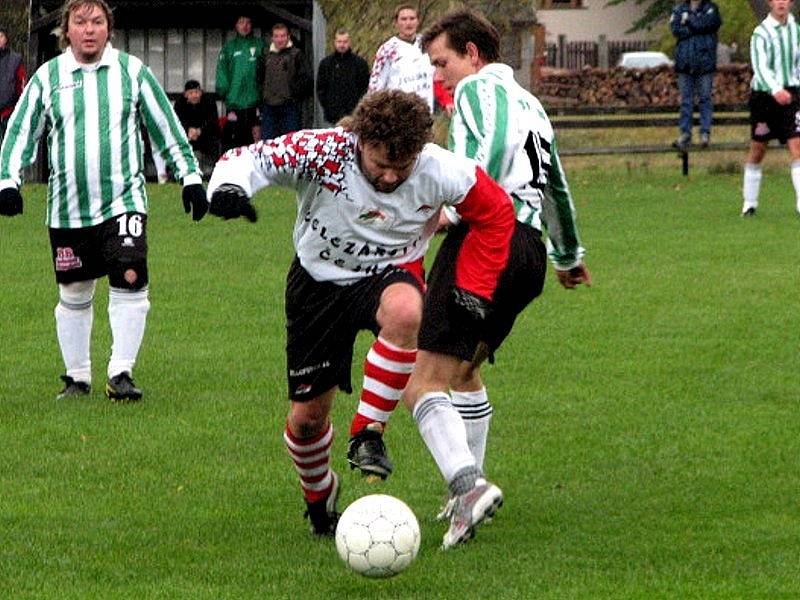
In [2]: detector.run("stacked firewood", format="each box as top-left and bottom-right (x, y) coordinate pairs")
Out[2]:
(533, 64), (752, 108)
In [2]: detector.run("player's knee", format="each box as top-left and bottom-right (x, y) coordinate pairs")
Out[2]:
(289, 402), (329, 437)
(108, 263), (148, 290)
(58, 279), (96, 310)
(381, 297), (422, 338)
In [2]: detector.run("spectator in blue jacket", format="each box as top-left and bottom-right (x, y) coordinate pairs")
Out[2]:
(670, 0), (722, 149)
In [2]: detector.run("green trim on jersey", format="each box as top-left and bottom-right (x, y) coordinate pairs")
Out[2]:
(449, 63), (585, 269)
(750, 14), (800, 93)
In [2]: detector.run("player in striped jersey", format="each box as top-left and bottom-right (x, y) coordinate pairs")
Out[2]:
(0, 0), (208, 401)
(420, 8), (591, 514)
(742, 0), (800, 217)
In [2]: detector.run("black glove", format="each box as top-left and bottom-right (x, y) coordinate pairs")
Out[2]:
(452, 287), (491, 326)
(182, 183), (208, 221)
(209, 184), (258, 222)
(0, 187), (23, 216)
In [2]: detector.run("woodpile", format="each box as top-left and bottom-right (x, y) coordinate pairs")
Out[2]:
(533, 64), (752, 108)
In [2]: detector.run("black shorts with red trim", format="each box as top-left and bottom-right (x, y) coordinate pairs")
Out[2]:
(285, 257), (424, 401)
(48, 212), (149, 289)
(418, 221), (546, 362)
(749, 89), (800, 143)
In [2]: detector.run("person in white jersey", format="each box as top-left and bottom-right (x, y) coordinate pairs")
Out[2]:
(416, 8), (591, 523)
(368, 4), (435, 112)
(0, 0), (207, 402)
(206, 90), (528, 547)
(741, 0), (800, 217)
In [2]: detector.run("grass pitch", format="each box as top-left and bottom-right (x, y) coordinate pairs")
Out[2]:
(1, 164), (798, 599)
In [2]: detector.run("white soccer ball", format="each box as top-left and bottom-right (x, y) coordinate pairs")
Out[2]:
(335, 494), (421, 578)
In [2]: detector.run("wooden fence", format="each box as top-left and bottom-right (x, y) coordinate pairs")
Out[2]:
(545, 38), (651, 70)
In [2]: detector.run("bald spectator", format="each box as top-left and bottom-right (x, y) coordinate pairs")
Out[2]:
(316, 29), (369, 125)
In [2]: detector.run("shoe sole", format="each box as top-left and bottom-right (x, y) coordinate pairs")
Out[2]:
(105, 385), (143, 403)
(347, 460), (391, 480)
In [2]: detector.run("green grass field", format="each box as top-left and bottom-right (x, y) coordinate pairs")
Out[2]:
(1, 163), (799, 599)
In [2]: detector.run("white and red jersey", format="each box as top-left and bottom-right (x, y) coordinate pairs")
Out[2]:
(207, 128), (515, 300)
(369, 36), (434, 111)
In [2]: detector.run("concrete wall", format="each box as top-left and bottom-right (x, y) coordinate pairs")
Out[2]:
(537, 0), (660, 44)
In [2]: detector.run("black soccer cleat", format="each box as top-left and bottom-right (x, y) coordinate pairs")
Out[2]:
(105, 372), (143, 402)
(56, 375), (91, 400)
(304, 471), (340, 537)
(347, 422), (393, 480)
(742, 207), (756, 217)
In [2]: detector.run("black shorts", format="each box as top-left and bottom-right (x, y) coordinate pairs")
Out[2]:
(49, 213), (149, 289)
(285, 257), (423, 401)
(418, 221), (546, 362)
(749, 89), (800, 143)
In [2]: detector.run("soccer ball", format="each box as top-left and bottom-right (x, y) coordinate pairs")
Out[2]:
(335, 494), (421, 578)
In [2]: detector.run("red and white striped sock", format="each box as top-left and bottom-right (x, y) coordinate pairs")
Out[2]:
(283, 420), (334, 504)
(349, 337), (416, 436)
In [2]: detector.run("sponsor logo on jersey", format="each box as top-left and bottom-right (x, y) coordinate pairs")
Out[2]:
(57, 80), (83, 92)
(55, 247), (83, 271)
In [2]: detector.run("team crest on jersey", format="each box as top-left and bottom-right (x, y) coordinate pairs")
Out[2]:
(55, 247), (83, 271)
(754, 122), (770, 137)
(358, 209), (387, 222)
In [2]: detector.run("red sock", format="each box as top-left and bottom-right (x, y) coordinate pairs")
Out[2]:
(350, 337), (416, 436)
(283, 420), (334, 504)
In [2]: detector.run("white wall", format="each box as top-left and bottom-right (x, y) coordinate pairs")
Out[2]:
(537, 0), (660, 44)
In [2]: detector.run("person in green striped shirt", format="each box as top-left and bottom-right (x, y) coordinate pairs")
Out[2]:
(422, 8), (591, 487)
(742, 0), (800, 217)
(0, 0), (208, 401)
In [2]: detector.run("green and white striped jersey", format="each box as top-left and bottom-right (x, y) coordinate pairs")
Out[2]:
(0, 44), (200, 228)
(449, 63), (584, 269)
(750, 13), (800, 94)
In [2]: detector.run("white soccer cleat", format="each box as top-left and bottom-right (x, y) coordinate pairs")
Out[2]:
(441, 479), (503, 550)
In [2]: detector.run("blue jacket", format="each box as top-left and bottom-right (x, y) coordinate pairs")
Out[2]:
(670, 0), (722, 75)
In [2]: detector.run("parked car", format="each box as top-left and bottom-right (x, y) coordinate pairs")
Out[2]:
(617, 51), (673, 69)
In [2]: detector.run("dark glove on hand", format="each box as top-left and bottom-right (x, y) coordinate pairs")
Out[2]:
(452, 287), (491, 326)
(182, 183), (208, 221)
(209, 184), (258, 222)
(0, 187), (23, 216)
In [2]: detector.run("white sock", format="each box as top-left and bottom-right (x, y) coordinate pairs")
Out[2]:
(55, 280), (96, 383)
(412, 392), (476, 484)
(107, 287), (150, 379)
(791, 161), (800, 211)
(742, 163), (762, 211)
(450, 387), (492, 470)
